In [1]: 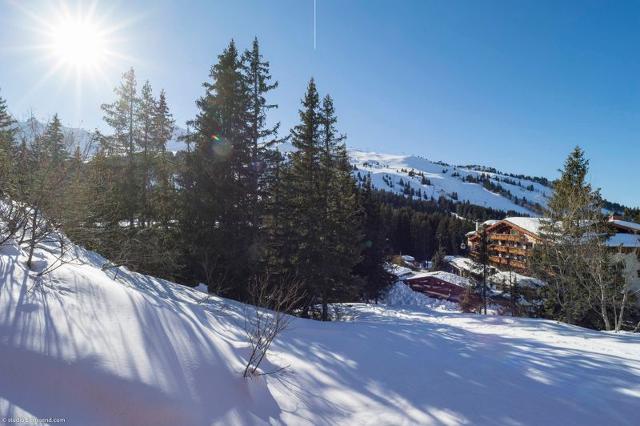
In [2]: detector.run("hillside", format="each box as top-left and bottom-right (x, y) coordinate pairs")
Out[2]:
(1, 236), (639, 425)
(350, 150), (553, 216)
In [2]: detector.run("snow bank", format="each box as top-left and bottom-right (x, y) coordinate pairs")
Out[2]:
(383, 281), (461, 312)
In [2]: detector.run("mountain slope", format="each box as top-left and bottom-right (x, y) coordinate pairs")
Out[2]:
(350, 150), (552, 216)
(1, 237), (639, 425)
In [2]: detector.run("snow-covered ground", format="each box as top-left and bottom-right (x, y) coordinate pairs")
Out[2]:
(1, 240), (639, 425)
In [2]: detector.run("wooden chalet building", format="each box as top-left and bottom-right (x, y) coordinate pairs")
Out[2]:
(467, 215), (640, 304)
(466, 218), (543, 273)
(605, 216), (640, 298)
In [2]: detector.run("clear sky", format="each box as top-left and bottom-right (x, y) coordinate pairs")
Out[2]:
(1, 0), (638, 206)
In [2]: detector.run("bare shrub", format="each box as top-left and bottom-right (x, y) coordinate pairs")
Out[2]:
(0, 199), (27, 246)
(243, 275), (304, 378)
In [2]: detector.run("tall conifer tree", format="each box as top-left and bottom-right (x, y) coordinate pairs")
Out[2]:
(0, 91), (16, 192)
(101, 68), (140, 228)
(181, 40), (254, 297)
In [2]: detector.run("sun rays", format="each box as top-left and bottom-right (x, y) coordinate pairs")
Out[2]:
(6, 0), (140, 118)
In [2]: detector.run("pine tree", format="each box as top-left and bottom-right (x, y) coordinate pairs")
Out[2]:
(180, 40), (254, 297)
(319, 137), (363, 319)
(274, 81), (363, 320)
(42, 114), (68, 164)
(0, 91), (17, 192)
(18, 115), (73, 269)
(354, 176), (393, 302)
(152, 89), (175, 229)
(84, 132), (124, 253)
(241, 38), (283, 271)
(137, 80), (156, 227)
(531, 146), (611, 327)
(276, 79), (323, 315)
(60, 145), (92, 244)
(101, 68), (140, 228)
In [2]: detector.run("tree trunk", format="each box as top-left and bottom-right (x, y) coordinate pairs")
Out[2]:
(600, 286), (612, 331)
(26, 208), (39, 270)
(321, 301), (328, 322)
(615, 290), (628, 332)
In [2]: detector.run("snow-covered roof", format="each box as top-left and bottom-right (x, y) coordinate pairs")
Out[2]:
(483, 219), (500, 227)
(407, 271), (474, 288)
(382, 282), (460, 312)
(608, 218), (640, 233)
(488, 271), (546, 288)
(606, 233), (640, 248)
(444, 256), (484, 275)
(503, 217), (546, 236)
(386, 263), (413, 277)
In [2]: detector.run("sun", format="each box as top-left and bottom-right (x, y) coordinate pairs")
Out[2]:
(9, 0), (136, 122)
(50, 18), (107, 70)
(48, 16), (108, 71)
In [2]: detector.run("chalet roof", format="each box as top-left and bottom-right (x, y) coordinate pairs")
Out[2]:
(386, 263), (413, 278)
(406, 271), (474, 288)
(607, 218), (640, 234)
(488, 271), (546, 288)
(483, 219), (500, 227)
(606, 233), (640, 248)
(444, 255), (484, 275)
(503, 217), (545, 236)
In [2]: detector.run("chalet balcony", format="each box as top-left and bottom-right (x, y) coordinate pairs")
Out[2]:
(491, 245), (528, 257)
(489, 233), (523, 242)
(489, 255), (527, 270)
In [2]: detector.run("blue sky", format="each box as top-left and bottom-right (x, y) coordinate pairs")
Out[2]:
(1, 0), (638, 206)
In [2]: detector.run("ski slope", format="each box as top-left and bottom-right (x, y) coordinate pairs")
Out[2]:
(1, 237), (639, 425)
(350, 150), (552, 215)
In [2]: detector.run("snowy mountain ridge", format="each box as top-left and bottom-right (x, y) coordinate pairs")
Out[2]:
(349, 149), (552, 216)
